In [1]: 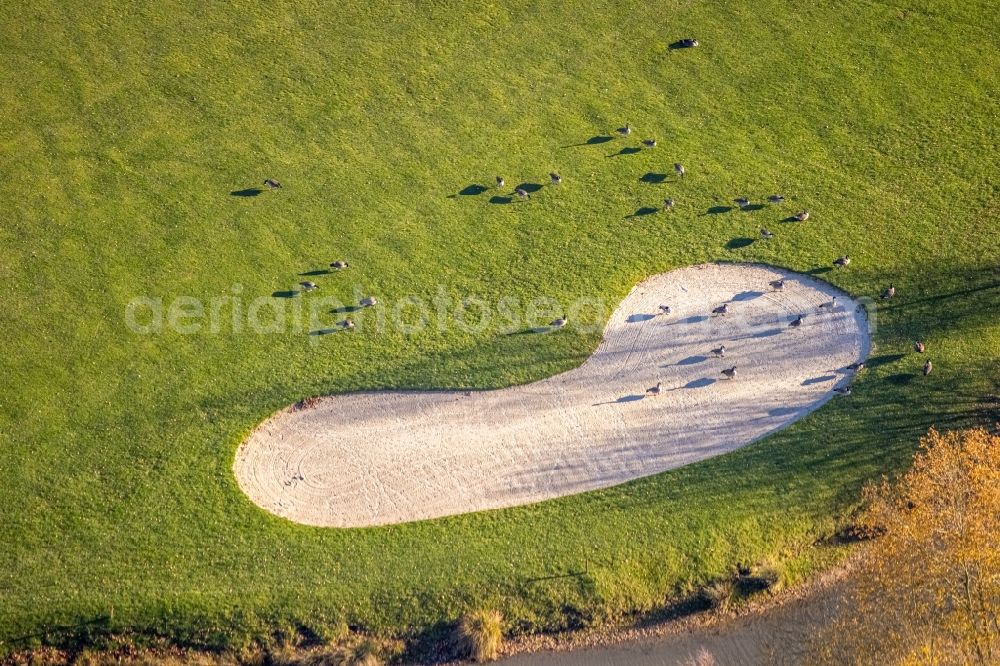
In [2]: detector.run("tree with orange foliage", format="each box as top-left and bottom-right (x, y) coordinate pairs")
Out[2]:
(812, 427), (1000, 665)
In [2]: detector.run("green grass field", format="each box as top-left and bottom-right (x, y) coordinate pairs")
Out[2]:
(1, 0), (998, 655)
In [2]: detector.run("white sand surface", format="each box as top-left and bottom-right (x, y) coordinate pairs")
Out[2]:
(234, 264), (869, 527)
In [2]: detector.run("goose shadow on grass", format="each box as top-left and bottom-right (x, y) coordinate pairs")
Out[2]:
(308, 328), (342, 336)
(299, 269), (330, 276)
(515, 182), (544, 194)
(725, 237), (755, 250)
(707, 205), (733, 215)
(607, 147), (641, 157)
(563, 135), (613, 147)
(331, 305), (362, 314)
(231, 188), (263, 197)
(489, 195), (512, 204)
(807, 266), (833, 275)
(624, 206), (659, 219)
(627, 313), (656, 323)
(865, 353), (906, 369)
(639, 172), (667, 184)
(458, 184), (488, 196)
(272, 290), (297, 298)
(740, 203), (765, 212)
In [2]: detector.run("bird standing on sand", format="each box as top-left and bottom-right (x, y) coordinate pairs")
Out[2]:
(550, 172), (562, 185)
(734, 197), (750, 209)
(299, 281), (318, 292)
(768, 194), (785, 204)
(819, 296), (837, 310)
(882, 284), (895, 299)
(551, 317), (567, 329)
(674, 163), (685, 179)
(711, 345), (726, 358)
(721, 366), (737, 380)
(663, 198), (675, 211)
(330, 260), (349, 270)
(515, 187), (529, 200)
(642, 139), (657, 149)
(495, 176), (505, 189)
(914, 340), (925, 353)
(647, 382), (663, 396)
(789, 314), (803, 327)
(923, 359), (933, 376)
(761, 228), (775, 240)
(659, 304), (672, 315)
(769, 278), (785, 290)
(794, 210), (809, 221)
(617, 124), (632, 137)
(834, 255), (851, 268)
(360, 296), (377, 307)
(712, 303), (729, 315)
(264, 179), (282, 190)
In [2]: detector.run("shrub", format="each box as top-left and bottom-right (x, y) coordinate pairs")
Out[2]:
(455, 610), (503, 662)
(701, 579), (736, 611)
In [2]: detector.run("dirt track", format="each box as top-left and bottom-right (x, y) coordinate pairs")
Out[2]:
(234, 264), (869, 527)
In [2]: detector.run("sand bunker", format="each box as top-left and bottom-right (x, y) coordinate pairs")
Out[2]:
(235, 264), (869, 527)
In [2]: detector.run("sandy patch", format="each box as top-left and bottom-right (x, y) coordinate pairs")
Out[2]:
(234, 264), (869, 527)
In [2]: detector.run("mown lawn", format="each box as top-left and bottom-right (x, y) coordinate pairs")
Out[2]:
(1, 0), (998, 654)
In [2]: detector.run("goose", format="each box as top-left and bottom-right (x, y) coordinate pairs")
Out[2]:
(674, 163), (685, 178)
(711, 345), (726, 357)
(299, 281), (318, 292)
(642, 139), (657, 149)
(551, 317), (567, 329)
(712, 303), (728, 315)
(646, 382), (663, 396)
(359, 296), (377, 308)
(679, 38), (700, 48)
(789, 314), (803, 327)
(495, 176), (505, 189)
(658, 304), (672, 315)
(833, 255), (851, 268)
(761, 228), (775, 240)
(338, 319), (355, 330)
(819, 296), (837, 310)
(515, 187), (530, 200)
(721, 366), (737, 380)
(845, 361), (865, 371)
(663, 198), (675, 211)
(914, 340), (925, 353)
(616, 124), (632, 137)
(923, 359), (933, 376)
(263, 178), (282, 190)
(794, 210), (809, 222)
(550, 172), (562, 185)
(734, 197), (750, 209)
(767, 194), (785, 203)
(881, 284), (895, 299)
(769, 278), (785, 290)
(329, 260), (349, 270)
(834, 386), (852, 395)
